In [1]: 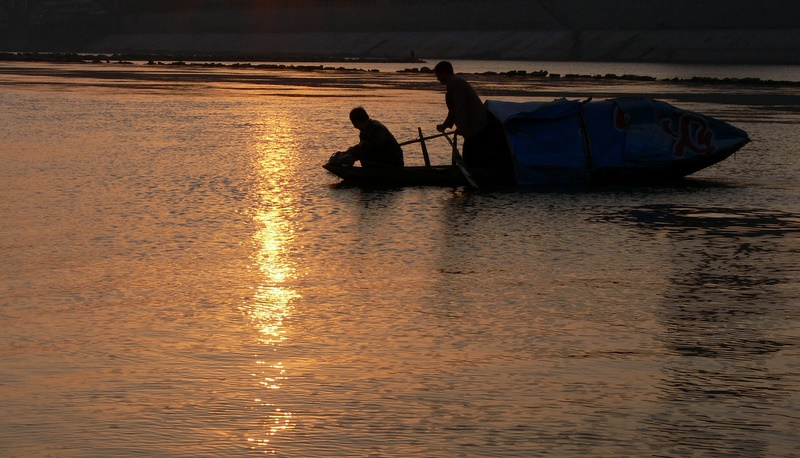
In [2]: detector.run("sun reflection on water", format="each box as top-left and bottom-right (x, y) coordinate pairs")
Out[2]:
(243, 112), (303, 452)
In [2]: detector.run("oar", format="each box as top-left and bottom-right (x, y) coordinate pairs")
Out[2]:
(398, 131), (453, 146)
(444, 133), (479, 188)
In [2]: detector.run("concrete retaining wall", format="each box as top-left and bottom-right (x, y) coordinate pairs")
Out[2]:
(115, 0), (800, 33)
(92, 29), (800, 64)
(4, 0), (800, 63)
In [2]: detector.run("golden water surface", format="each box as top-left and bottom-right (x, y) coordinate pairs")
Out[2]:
(1, 61), (799, 456)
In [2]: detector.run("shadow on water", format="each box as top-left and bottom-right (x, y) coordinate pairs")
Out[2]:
(327, 174), (740, 194)
(606, 204), (800, 455)
(511, 176), (742, 194)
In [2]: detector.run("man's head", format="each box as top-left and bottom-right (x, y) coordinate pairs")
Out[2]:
(349, 107), (370, 130)
(433, 60), (454, 85)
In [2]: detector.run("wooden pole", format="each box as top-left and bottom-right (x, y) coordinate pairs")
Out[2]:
(418, 127), (431, 167)
(398, 131), (453, 146)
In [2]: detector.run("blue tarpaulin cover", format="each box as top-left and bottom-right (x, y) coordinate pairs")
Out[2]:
(486, 98), (749, 185)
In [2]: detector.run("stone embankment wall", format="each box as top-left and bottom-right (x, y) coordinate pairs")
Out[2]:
(4, 0), (800, 64)
(91, 29), (800, 64)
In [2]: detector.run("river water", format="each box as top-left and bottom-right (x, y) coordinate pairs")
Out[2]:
(1, 60), (799, 457)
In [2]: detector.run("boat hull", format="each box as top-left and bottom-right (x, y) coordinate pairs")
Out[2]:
(589, 140), (747, 183)
(323, 141), (746, 188)
(323, 164), (467, 187)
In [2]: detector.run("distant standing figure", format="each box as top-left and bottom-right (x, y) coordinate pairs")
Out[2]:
(434, 61), (511, 170)
(339, 107), (404, 168)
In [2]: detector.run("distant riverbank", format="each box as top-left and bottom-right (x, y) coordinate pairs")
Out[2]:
(3, 57), (800, 117)
(3, 52), (800, 89)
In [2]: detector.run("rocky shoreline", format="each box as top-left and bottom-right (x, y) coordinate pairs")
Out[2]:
(3, 51), (799, 88)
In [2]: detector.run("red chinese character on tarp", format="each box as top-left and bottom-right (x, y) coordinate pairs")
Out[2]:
(614, 106), (629, 130)
(661, 114), (716, 157)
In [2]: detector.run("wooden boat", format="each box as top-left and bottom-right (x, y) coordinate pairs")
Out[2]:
(324, 97), (750, 188)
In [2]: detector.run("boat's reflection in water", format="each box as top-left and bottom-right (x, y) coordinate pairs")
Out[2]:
(620, 205), (799, 455)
